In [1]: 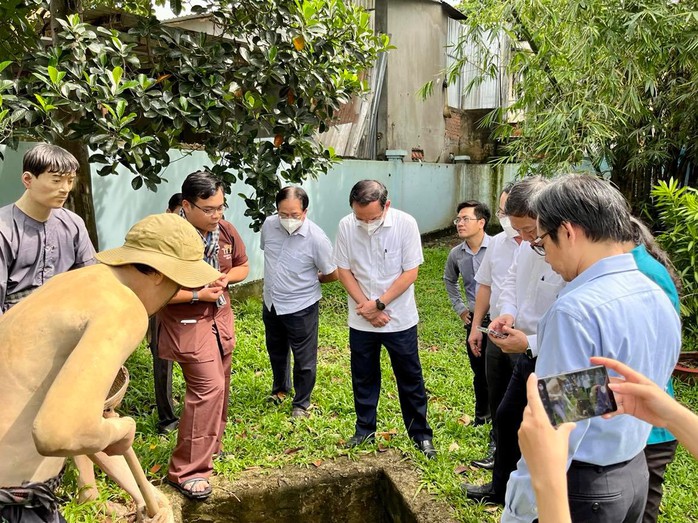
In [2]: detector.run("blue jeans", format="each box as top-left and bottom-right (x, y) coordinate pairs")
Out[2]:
(349, 325), (433, 442)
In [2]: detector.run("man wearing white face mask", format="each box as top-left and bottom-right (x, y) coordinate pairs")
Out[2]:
(260, 186), (338, 419)
(334, 180), (436, 458)
(466, 183), (522, 470)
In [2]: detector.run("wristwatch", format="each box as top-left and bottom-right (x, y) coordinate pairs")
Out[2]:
(525, 344), (534, 359)
(375, 298), (386, 311)
(191, 290), (199, 303)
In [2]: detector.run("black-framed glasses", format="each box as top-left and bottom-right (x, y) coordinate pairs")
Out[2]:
(453, 216), (480, 225)
(191, 201), (228, 216)
(530, 231), (550, 256)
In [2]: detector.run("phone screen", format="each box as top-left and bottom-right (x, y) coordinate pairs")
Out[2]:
(537, 365), (617, 427)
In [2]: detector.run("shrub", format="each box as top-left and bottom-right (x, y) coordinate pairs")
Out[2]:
(652, 179), (698, 337)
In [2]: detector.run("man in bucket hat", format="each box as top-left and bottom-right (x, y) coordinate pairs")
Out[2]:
(0, 213), (220, 523)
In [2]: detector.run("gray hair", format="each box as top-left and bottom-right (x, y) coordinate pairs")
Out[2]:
(349, 179), (388, 208)
(533, 174), (633, 244)
(503, 176), (549, 218)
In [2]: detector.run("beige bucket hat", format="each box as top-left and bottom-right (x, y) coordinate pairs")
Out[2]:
(96, 213), (222, 288)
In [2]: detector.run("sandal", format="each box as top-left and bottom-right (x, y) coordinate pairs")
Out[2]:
(167, 477), (212, 500)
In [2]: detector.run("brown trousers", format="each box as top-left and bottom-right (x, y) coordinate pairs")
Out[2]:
(167, 349), (232, 484)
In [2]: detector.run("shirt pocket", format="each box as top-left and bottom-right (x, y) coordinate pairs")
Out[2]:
(382, 250), (402, 276)
(284, 250), (314, 277)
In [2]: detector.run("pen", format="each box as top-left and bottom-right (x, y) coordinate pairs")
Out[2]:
(180, 319), (197, 324)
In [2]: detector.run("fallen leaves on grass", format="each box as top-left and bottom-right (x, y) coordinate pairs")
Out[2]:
(453, 465), (468, 475)
(457, 414), (472, 425)
(448, 442), (460, 452)
(283, 447), (303, 455)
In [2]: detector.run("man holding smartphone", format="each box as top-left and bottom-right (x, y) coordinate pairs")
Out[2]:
(464, 177), (565, 504)
(502, 175), (681, 523)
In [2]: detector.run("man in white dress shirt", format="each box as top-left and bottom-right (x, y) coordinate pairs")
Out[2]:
(261, 186), (337, 418)
(464, 176), (565, 502)
(334, 180), (436, 458)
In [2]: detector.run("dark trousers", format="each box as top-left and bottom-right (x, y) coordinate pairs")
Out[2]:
(643, 440), (678, 523)
(486, 344), (520, 444)
(349, 325), (433, 442)
(568, 452), (648, 523)
(465, 319), (489, 420)
(263, 302), (319, 409)
(148, 317), (178, 430)
(492, 355), (537, 496)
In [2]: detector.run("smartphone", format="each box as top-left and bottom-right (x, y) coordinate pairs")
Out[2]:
(537, 365), (617, 427)
(476, 326), (508, 339)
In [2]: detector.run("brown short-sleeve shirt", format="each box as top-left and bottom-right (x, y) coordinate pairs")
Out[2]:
(157, 220), (247, 363)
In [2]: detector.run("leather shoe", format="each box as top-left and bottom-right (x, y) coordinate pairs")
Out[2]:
(345, 433), (375, 448)
(414, 439), (437, 460)
(471, 455), (495, 469)
(471, 444), (495, 469)
(471, 416), (491, 427)
(157, 419), (179, 434)
(462, 482), (504, 505)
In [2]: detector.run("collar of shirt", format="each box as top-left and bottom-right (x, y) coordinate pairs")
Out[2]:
(461, 233), (491, 255)
(558, 252), (635, 299)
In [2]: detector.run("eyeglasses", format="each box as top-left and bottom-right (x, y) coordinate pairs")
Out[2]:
(190, 201), (228, 216)
(530, 231), (550, 256)
(279, 213), (304, 220)
(453, 217), (480, 225)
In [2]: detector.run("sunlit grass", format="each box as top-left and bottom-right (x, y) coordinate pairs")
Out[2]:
(57, 241), (698, 522)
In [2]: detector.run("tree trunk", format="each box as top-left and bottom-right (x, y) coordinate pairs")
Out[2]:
(58, 138), (99, 249)
(49, 0), (99, 249)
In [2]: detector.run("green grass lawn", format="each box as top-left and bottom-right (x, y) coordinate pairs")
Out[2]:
(60, 243), (698, 522)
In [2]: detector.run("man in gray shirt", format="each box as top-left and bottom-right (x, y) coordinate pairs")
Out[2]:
(261, 186), (337, 418)
(0, 143), (95, 313)
(443, 200), (492, 426)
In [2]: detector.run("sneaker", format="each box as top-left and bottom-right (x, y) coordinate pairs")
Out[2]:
(345, 432), (375, 448)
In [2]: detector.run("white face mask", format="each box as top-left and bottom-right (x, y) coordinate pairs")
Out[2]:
(500, 216), (519, 239)
(280, 218), (303, 234)
(358, 217), (383, 236)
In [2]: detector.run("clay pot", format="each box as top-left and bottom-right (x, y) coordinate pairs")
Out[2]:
(673, 352), (698, 384)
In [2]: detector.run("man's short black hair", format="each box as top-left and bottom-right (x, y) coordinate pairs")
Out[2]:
(276, 186), (309, 211)
(504, 176), (549, 218)
(182, 170), (225, 203)
(23, 143), (79, 177)
(456, 200), (491, 227)
(167, 193), (183, 212)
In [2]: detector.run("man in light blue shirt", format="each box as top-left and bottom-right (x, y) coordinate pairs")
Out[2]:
(261, 186), (337, 418)
(503, 174), (681, 523)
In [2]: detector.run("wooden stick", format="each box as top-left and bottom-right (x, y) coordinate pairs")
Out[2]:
(124, 447), (159, 518)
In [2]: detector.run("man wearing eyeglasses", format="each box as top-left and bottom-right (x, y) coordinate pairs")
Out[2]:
(443, 200), (492, 427)
(464, 176), (565, 505)
(157, 170), (249, 500)
(260, 186), (337, 419)
(502, 175), (680, 523)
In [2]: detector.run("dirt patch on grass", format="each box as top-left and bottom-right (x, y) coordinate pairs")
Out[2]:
(165, 451), (456, 523)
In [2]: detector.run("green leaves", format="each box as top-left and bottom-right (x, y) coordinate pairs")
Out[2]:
(652, 179), (698, 335)
(440, 0), (698, 206)
(0, 0), (387, 230)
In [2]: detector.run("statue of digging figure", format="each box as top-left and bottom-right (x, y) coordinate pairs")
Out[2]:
(0, 213), (222, 522)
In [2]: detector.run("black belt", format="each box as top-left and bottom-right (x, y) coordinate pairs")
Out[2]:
(570, 451), (642, 473)
(0, 468), (64, 511)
